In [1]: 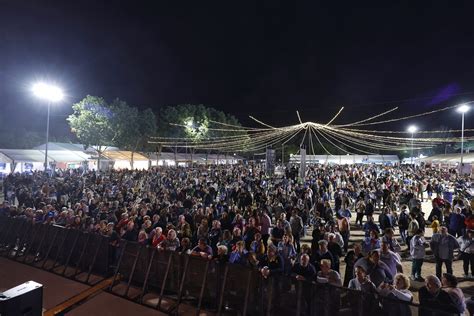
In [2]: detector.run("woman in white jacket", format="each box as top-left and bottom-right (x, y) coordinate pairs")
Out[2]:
(457, 229), (474, 278)
(410, 229), (428, 282)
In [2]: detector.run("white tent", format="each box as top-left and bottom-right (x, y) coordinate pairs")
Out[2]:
(289, 154), (399, 165)
(419, 153), (474, 164)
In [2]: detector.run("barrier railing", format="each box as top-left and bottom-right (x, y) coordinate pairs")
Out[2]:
(0, 217), (462, 316)
(0, 217), (109, 285)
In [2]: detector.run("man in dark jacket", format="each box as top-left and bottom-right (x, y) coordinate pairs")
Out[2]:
(428, 201), (443, 224)
(292, 253), (316, 314)
(419, 275), (459, 316)
(292, 253), (316, 281)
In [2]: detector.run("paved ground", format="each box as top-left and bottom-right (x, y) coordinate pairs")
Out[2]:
(0, 257), (166, 315)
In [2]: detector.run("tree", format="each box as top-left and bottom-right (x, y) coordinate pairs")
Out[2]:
(156, 104), (248, 162)
(67, 95), (116, 172)
(111, 99), (157, 168)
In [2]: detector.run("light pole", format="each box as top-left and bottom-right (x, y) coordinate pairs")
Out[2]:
(456, 104), (470, 165)
(32, 82), (64, 172)
(407, 125), (417, 165)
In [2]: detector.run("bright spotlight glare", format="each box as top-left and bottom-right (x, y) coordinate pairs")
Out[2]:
(457, 104), (470, 114)
(407, 125), (417, 133)
(32, 82), (64, 102)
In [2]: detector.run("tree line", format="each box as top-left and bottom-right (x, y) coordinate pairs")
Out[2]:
(67, 96), (245, 168)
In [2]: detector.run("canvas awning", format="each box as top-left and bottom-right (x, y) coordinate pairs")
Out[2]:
(0, 149), (46, 163)
(0, 149), (91, 163)
(101, 151), (150, 161)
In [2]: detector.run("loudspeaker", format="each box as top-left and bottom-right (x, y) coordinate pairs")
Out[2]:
(0, 281), (43, 316)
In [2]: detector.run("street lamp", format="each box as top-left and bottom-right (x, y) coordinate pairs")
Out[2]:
(407, 125), (417, 165)
(32, 82), (64, 172)
(456, 103), (470, 165)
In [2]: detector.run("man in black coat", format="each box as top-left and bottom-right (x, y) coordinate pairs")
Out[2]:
(292, 254), (316, 315)
(418, 275), (459, 316)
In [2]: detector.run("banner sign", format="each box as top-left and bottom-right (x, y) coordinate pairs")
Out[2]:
(300, 148), (306, 178)
(265, 149), (275, 175)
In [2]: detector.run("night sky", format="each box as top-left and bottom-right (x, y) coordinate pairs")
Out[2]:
(1, 1), (474, 141)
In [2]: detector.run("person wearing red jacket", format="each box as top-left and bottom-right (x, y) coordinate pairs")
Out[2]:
(465, 214), (474, 231)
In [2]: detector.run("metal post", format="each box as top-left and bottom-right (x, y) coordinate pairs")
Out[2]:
(123, 244), (142, 297)
(461, 112), (465, 165)
(45, 101), (51, 172)
(282, 144), (284, 164)
(410, 132), (414, 165)
(139, 248), (156, 303)
(61, 231), (81, 275)
(157, 253), (173, 310)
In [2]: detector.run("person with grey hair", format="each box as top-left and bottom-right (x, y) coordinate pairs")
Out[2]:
(430, 226), (460, 279)
(419, 275), (460, 316)
(213, 244), (229, 263)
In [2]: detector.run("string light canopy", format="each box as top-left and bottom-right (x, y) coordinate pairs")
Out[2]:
(149, 105), (474, 155)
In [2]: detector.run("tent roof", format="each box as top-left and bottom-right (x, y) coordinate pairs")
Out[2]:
(0, 149), (91, 163)
(0, 149), (46, 163)
(34, 142), (86, 151)
(289, 154), (400, 163)
(44, 150), (91, 162)
(148, 152), (244, 161)
(101, 151), (149, 161)
(419, 153), (474, 163)
(34, 142), (120, 153)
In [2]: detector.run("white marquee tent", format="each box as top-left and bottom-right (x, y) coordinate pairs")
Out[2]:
(0, 143), (245, 173)
(288, 154), (400, 165)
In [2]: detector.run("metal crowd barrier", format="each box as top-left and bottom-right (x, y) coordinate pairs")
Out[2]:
(0, 217), (109, 286)
(0, 217), (462, 316)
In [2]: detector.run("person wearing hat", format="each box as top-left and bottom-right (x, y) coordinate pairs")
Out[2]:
(311, 239), (334, 272)
(457, 229), (474, 279)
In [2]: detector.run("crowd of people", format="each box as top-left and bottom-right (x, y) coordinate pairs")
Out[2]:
(0, 163), (473, 315)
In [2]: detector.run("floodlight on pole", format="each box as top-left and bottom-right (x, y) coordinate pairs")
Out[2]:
(32, 82), (64, 172)
(407, 125), (417, 165)
(32, 82), (64, 102)
(456, 103), (471, 165)
(457, 104), (470, 114)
